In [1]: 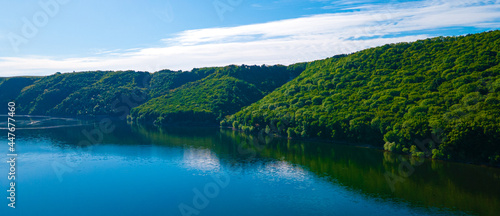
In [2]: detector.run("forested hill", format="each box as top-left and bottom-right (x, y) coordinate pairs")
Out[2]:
(0, 69), (211, 116)
(224, 30), (500, 165)
(1, 64), (306, 120)
(129, 64), (306, 125)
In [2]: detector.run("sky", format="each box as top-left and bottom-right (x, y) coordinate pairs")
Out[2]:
(0, 0), (499, 76)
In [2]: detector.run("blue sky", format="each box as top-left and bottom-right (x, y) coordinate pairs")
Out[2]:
(0, 0), (499, 76)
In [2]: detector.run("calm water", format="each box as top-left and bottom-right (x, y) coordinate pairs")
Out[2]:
(1, 117), (499, 216)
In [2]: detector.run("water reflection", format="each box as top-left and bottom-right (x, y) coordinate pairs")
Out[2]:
(182, 148), (221, 172)
(9, 122), (500, 215)
(142, 126), (500, 215)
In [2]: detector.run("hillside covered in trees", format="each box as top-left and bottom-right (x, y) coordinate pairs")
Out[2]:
(129, 64), (306, 125)
(1, 70), (200, 117)
(224, 30), (500, 165)
(2, 64), (305, 121)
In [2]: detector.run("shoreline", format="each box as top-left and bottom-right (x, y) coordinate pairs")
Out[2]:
(221, 126), (500, 169)
(6, 114), (499, 169)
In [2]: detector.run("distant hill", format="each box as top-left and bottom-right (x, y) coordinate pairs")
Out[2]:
(3, 69), (217, 117)
(2, 64), (306, 123)
(15, 71), (111, 115)
(224, 30), (500, 164)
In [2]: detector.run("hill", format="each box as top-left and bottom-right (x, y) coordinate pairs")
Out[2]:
(224, 30), (500, 164)
(2, 64), (305, 122)
(15, 71), (111, 115)
(129, 64), (306, 125)
(3, 69), (218, 117)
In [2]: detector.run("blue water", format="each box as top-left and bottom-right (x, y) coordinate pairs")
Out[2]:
(1, 121), (498, 215)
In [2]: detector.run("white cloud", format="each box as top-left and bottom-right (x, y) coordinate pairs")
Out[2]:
(1, 0), (499, 77)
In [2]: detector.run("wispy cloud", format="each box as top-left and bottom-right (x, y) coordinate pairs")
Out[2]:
(1, 0), (499, 76)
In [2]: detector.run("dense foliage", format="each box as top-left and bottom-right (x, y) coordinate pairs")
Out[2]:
(18, 72), (112, 115)
(47, 71), (151, 116)
(224, 31), (500, 165)
(3, 64), (305, 122)
(148, 68), (216, 98)
(5, 71), (140, 116)
(129, 64), (306, 125)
